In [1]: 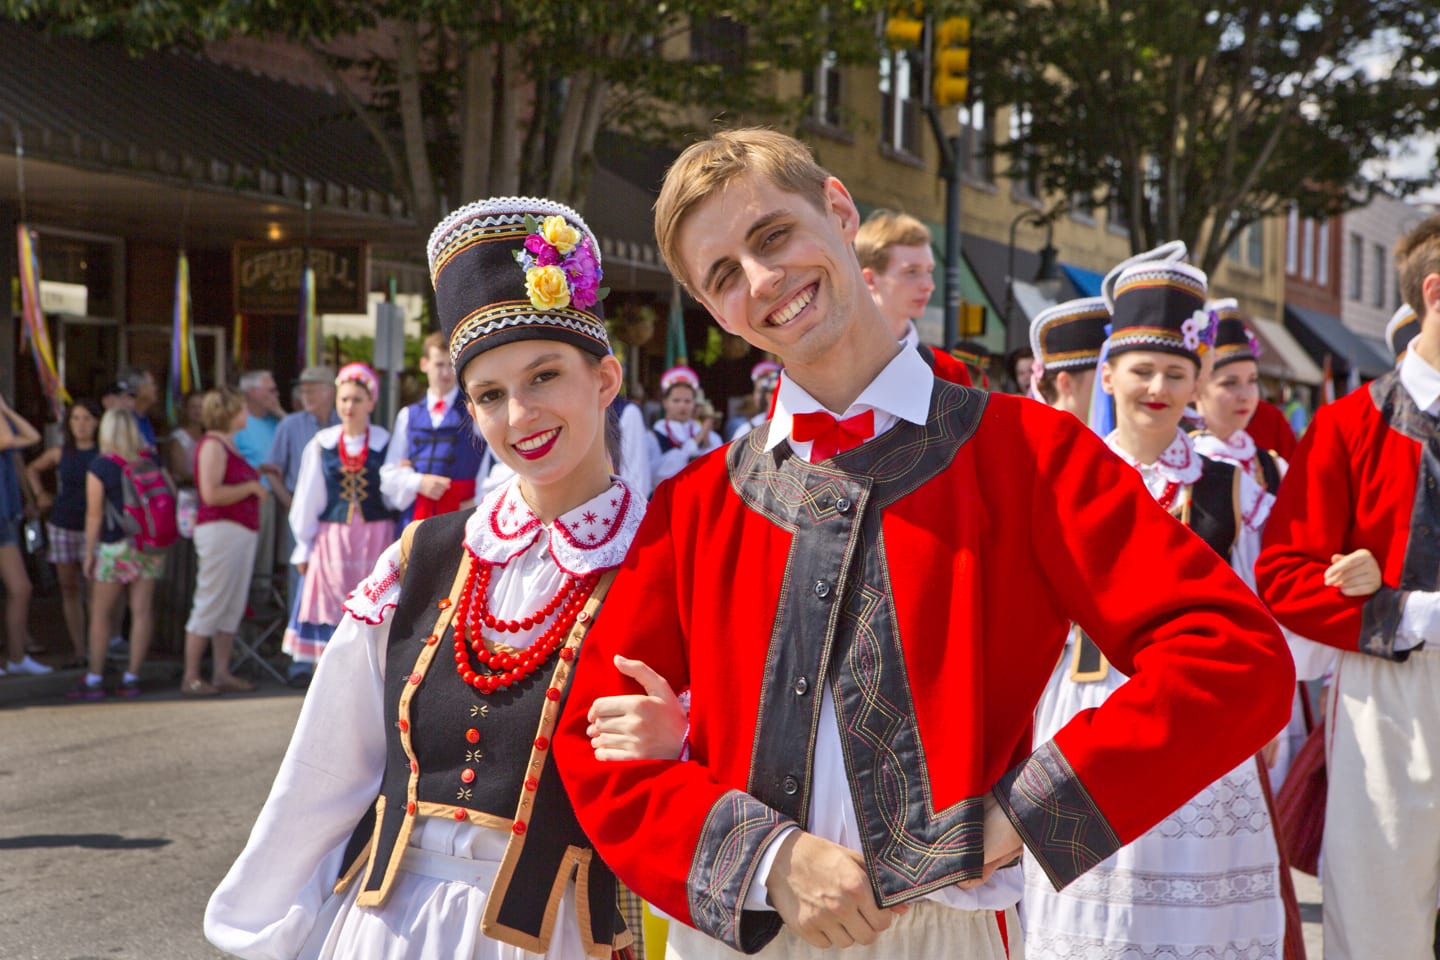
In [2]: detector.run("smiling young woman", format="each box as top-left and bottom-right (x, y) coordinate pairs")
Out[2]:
(206, 197), (669, 960)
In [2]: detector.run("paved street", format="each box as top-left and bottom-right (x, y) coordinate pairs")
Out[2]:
(0, 686), (305, 960)
(0, 682), (1327, 959)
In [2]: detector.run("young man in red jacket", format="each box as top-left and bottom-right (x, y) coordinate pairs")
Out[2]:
(556, 128), (1292, 958)
(1257, 216), (1440, 960)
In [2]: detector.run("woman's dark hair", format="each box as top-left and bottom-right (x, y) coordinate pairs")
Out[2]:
(62, 398), (102, 450)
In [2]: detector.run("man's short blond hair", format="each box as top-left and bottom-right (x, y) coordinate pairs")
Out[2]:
(655, 128), (830, 289)
(854, 210), (932, 274)
(1396, 214), (1440, 319)
(422, 331), (446, 356)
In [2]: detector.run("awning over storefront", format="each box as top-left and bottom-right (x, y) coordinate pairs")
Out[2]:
(1249, 317), (1324, 385)
(963, 233), (1083, 352)
(1283, 305), (1392, 380)
(1061, 263), (1105, 298)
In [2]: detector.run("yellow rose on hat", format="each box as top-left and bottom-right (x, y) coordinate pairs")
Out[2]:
(539, 215), (580, 255)
(525, 265), (572, 310)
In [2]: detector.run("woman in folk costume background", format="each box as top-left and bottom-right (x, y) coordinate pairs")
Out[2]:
(283, 362), (397, 669)
(648, 365), (722, 489)
(1022, 250), (1303, 960)
(1191, 302), (1334, 788)
(207, 197), (662, 959)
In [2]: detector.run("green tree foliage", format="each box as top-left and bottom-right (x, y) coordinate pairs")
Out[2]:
(971, 0), (1440, 273)
(5, 1), (895, 230)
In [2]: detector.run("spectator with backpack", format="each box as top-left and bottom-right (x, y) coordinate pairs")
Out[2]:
(181, 387), (265, 697)
(71, 408), (176, 699)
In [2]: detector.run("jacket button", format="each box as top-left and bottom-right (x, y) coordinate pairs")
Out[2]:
(782, 776), (799, 795)
(835, 497), (852, 514)
(793, 676), (809, 695)
(814, 580), (831, 599)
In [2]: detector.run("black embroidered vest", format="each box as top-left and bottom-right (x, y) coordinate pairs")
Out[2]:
(335, 510), (629, 955)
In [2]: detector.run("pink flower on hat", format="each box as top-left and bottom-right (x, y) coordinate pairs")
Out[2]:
(513, 215), (607, 312)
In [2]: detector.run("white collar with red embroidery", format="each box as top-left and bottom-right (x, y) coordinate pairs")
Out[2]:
(1191, 428), (1256, 466)
(1105, 427), (1204, 487)
(465, 476), (643, 576)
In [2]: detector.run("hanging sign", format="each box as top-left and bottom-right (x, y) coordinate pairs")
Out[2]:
(233, 242), (368, 314)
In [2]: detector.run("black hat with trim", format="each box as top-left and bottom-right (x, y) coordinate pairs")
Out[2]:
(1029, 296), (1109, 376)
(1206, 299), (1262, 370)
(1387, 304), (1420, 363)
(427, 196), (610, 377)
(1107, 259), (1212, 366)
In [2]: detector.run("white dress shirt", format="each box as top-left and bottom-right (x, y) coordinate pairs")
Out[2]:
(748, 345), (1024, 912)
(1397, 348), (1440, 650)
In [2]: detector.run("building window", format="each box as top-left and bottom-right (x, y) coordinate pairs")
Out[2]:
(802, 51), (844, 129)
(1286, 208), (1299, 275)
(1316, 220), (1329, 286)
(1349, 232), (1364, 300)
(878, 48), (924, 157)
(959, 101), (994, 182)
(691, 16), (746, 69)
(1372, 243), (1386, 307)
(1300, 218), (1314, 280)
(1008, 104), (1038, 199)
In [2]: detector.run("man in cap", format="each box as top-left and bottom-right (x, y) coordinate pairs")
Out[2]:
(557, 128), (1292, 958)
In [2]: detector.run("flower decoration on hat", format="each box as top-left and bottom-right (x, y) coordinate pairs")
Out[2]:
(514, 215), (607, 312)
(1244, 328), (1262, 359)
(1181, 309), (1217, 353)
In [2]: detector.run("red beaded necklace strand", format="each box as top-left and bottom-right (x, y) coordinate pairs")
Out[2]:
(451, 555), (599, 694)
(338, 428), (370, 472)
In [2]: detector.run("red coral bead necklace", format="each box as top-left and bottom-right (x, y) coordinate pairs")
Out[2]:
(452, 555), (598, 694)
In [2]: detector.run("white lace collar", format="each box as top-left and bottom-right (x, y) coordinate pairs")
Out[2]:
(1105, 427), (1204, 487)
(465, 475), (643, 576)
(315, 423), (391, 451)
(1191, 428), (1256, 466)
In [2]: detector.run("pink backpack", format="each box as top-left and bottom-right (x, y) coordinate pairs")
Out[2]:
(106, 454), (179, 553)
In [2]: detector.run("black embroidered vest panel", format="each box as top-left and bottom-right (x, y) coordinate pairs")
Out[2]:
(1255, 447), (1282, 496)
(725, 380), (990, 905)
(1188, 456), (1239, 559)
(339, 510), (626, 952)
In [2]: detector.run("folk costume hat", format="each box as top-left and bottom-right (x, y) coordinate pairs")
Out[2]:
(1101, 240), (1187, 314)
(1206, 299), (1262, 370)
(427, 197), (610, 377)
(335, 362), (380, 397)
(660, 365), (701, 394)
(1387, 304), (1420, 363)
(1029, 296), (1109, 377)
(1107, 259), (1213, 366)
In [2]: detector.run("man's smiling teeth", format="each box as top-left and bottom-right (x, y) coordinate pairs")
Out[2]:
(515, 428), (559, 451)
(768, 285), (814, 326)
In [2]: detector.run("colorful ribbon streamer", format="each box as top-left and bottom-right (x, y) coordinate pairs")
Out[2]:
(168, 249), (194, 424)
(15, 224), (68, 420)
(300, 262), (319, 368)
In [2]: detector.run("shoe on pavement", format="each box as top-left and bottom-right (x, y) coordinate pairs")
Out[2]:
(65, 679), (106, 701)
(115, 677), (142, 698)
(8, 656), (54, 676)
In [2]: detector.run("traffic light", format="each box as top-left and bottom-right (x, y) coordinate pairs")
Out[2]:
(884, 4), (925, 48)
(932, 16), (971, 107)
(959, 300), (986, 338)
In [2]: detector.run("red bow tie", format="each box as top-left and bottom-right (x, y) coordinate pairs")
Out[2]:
(790, 409), (875, 461)
(432, 399), (445, 414)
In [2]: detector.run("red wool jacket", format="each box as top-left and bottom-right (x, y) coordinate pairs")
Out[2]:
(1257, 373), (1435, 659)
(556, 385), (1291, 954)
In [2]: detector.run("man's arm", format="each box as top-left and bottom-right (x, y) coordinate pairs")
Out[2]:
(378, 407), (422, 510)
(1255, 402), (1411, 659)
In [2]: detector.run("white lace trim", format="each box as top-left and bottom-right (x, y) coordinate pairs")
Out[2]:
(343, 540), (404, 625)
(1192, 428), (1257, 466)
(1106, 428), (1204, 489)
(466, 475), (642, 576)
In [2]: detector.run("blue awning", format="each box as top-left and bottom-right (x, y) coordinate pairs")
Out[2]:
(1061, 263), (1105, 298)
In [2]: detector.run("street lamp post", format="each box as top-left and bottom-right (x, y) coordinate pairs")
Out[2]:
(1004, 209), (1063, 350)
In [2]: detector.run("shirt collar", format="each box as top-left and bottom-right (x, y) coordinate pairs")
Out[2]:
(1399, 347), (1440, 415)
(766, 345), (934, 453)
(898, 320), (920, 351)
(1191, 428), (1256, 465)
(1105, 427), (1204, 486)
(428, 386), (460, 411)
(465, 475), (644, 576)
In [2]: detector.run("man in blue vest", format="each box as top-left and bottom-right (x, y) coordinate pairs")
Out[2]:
(381, 331), (492, 527)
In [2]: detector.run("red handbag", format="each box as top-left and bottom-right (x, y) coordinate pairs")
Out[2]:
(1275, 688), (1326, 877)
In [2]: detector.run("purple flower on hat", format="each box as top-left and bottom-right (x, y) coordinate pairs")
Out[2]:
(524, 234), (562, 267)
(1245, 327), (1262, 358)
(1181, 311), (1206, 352)
(565, 238), (602, 310)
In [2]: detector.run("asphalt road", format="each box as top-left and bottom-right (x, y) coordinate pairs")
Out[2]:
(0, 687), (304, 960)
(0, 684), (1327, 959)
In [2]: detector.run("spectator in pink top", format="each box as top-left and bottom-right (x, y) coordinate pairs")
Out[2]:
(182, 386), (267, 697)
